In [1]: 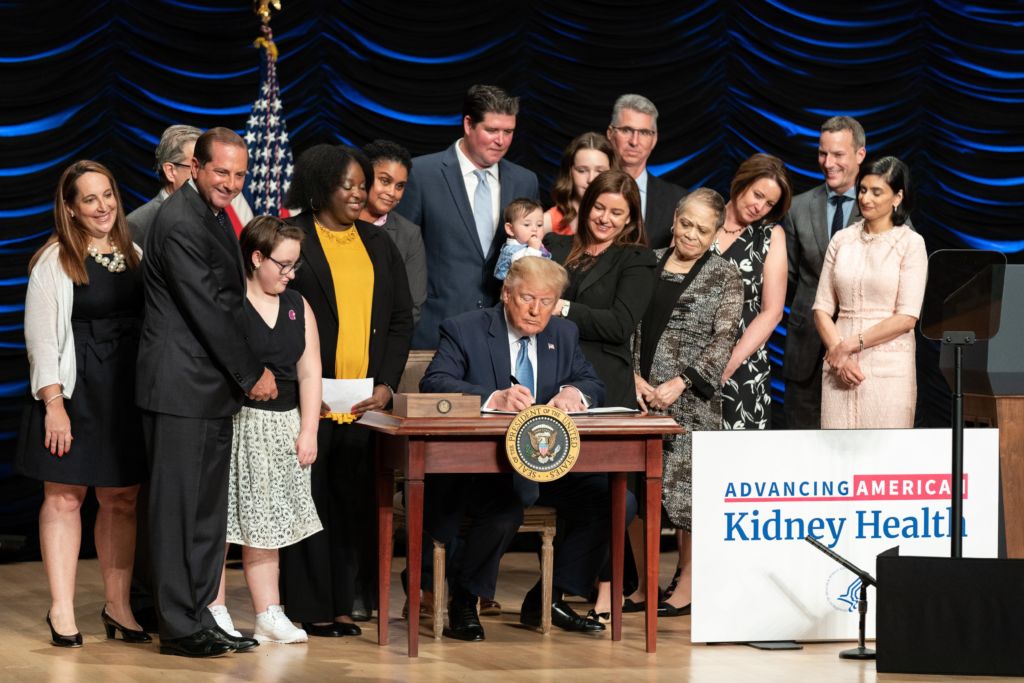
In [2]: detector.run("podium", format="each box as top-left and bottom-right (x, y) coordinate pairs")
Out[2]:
(936, 264), (1024, 557)
(360, 411), (682, 657)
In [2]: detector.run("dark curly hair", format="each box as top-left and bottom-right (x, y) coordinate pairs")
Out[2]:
(363, 139), (412, 172)
(285, 144), (372, 212)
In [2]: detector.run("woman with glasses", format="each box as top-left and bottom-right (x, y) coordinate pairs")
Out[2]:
(278, 144), (413, 637)
(207, 216), (323, 644)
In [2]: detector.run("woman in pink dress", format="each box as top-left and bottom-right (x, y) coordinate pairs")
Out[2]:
(813, 157), (927, 428)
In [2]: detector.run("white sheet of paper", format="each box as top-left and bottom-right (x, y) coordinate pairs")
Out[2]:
(321, 378), (374, 413)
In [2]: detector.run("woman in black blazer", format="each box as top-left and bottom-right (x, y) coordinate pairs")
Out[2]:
(544, 170), (657, 408)
(543, 169), (655, 620)
(278, 144), (413, 637)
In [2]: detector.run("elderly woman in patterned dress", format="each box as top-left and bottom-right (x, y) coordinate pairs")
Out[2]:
(631, 188), (743, 615)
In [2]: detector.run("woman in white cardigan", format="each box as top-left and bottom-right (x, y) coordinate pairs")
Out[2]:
(17, 160), (148, 647)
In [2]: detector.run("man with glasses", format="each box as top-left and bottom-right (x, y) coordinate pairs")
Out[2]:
(606, 94), (687, 249)
(420, 257), (610, 642)
(128, 124), (254, 245)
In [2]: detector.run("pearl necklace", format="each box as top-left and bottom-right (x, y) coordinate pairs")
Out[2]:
(87, 244), (126, 273)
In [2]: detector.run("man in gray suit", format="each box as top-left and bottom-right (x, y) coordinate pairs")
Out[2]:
(128, 125), (202, 243)
(128, 124), (255, 245)
(782, 116), (866, 428)
(396, 84), (539, 349)
(606, 94), (687, 250)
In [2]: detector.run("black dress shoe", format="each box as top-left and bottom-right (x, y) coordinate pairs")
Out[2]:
(520, 600), (606, 633)
(443, 602), (485, 642)
(657, 602), (691, 617)
(301, 621), (362, 637)
(211, 624), (259, 652)
(101, 608), (152, 643)
(160, 629), (233, 658)
(621, 598), (646, 613)
(46, 612), (82, 648)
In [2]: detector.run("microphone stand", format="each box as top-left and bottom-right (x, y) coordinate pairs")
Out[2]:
(805, 535), (876, 660)
(942, 331), (974, 558)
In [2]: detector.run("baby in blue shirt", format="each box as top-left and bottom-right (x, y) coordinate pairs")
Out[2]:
(494, 198), (551, 280)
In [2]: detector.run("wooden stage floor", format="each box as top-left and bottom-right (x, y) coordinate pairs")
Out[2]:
(0, 553), (1001, 683)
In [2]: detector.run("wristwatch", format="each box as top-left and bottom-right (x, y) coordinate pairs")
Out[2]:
(679, 374), (693, 391)
(560, 300), (571, 317)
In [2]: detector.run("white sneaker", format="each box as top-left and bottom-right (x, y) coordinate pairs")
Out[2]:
(254, 605), (308, 644)
(208, 605), (242, 637)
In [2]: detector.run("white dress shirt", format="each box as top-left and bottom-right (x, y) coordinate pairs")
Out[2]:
(636, 168), (649, 218)
(482, 313), (588, 409)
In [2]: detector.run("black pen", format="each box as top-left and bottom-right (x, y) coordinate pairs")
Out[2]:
(508, 375), (535, 405)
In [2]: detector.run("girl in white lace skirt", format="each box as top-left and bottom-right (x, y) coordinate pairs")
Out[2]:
(209, 216), (323, 644)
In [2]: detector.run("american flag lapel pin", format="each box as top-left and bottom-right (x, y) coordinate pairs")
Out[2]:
(547, 342), (556, 350)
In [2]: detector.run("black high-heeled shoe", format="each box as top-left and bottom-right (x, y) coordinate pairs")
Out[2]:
(101, 608), (152, 643)
(663, 567), (682, 599)
(46, 612), (83, 648)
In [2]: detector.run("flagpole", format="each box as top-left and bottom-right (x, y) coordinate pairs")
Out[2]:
(245, 0), (294, 218)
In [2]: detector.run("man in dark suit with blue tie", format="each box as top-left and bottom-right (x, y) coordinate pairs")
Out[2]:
(782, 116), (866, 428)
(396, 84), (540, 349)
(421, 257), (611, 641)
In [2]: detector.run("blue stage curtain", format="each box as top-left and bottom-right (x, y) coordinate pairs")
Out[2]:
(0, 1), (1021, 541)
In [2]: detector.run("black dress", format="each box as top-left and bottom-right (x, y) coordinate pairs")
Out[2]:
(17, 258), (145, 487)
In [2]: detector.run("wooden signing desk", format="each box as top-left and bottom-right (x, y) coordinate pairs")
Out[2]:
(361, 411), (683, 657)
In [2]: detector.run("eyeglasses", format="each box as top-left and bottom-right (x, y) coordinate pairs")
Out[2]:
(266, 255), (303, 275)
(610, 125), (656, 139)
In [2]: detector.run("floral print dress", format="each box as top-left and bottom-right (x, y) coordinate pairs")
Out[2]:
(712, 223), (774, 430)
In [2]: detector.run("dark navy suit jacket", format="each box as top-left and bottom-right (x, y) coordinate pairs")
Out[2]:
(396, 142), (539, 349)
(421, 304), (604, 407)
(420, 304), (605, 504)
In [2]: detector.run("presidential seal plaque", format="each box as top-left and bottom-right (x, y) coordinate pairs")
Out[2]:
(505, 405), (581, 482)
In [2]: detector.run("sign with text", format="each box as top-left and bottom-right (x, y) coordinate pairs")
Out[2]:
(691, 428), (999, 643)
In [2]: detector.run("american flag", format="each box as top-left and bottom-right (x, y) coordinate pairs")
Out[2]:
(243, 25), (293, 216)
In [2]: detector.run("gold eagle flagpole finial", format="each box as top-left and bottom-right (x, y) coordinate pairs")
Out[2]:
(253, 0), (281, 61)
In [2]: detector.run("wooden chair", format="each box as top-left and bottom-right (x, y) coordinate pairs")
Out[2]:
(394, 495), (557, 637)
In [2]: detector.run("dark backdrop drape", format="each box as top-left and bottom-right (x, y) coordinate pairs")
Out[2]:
(1, 1), (1022, 546)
